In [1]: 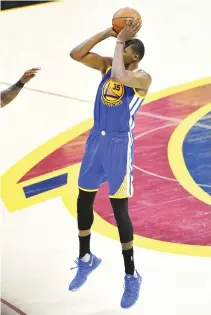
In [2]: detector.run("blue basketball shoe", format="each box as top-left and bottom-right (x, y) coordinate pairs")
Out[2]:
(120, 271), (142, 309)
(69, 253), (101, 291)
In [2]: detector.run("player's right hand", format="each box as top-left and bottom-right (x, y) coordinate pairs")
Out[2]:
(117, 18), (141, 42)
(20, 67), (41, 84)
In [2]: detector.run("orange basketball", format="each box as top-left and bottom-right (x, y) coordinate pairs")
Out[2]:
(112, 7), (142, 34)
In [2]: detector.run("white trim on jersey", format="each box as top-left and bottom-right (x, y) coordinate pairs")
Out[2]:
(129, 95), (139, 110)
(129, 98), (144, 129)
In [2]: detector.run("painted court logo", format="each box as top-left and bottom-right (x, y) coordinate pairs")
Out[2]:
(101, 79), (124, 107)
(1, 78), (211, 257)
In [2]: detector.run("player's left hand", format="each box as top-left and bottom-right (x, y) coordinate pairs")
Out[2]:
(117, 18), (141, 42)
(105, 27), (118, 38)
(20, 67), (41, 84)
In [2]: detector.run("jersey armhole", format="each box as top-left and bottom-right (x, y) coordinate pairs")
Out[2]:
(133, 88), (146, 98)
(133, 69), (148, 98)
(105, 66), (112, 74)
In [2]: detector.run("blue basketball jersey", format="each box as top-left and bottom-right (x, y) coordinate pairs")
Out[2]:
(78, 66), (146, 197)
(93, 67), (145, 133)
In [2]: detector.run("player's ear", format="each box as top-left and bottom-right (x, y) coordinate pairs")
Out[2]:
(133, 54), (139, 62)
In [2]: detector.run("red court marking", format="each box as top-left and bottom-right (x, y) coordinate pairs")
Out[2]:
(135, 124), (178, 180)
(19, 131), (89, 182)
(18, 83), (211, 245)
(1, 298), (27, 315)
(94, 84), (211, 246)
(20, 84), (211, 183)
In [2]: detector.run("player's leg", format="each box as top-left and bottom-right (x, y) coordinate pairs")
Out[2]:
(77, 189), (96, 260)
(69, 189), (102, 291)
(109, 197), (141, 309)
(104, 133), (141, 308)
(105, 133), (136, 275)
(69, 132), (104, 292)
(109, 197), (135, 275)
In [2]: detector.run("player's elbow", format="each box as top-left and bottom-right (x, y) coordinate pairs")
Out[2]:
(69, 50), (77, 60)
(70, 49), (81, 61)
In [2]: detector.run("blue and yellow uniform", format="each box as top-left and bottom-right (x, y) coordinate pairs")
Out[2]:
(78, 67), (145, 198)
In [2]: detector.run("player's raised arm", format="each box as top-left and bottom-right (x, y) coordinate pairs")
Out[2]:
(111, 19), (151, 96)
(70, 28), (117, 75)
(1, 68), (40, 108)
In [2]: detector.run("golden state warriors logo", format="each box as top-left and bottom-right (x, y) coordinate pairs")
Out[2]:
(101, 79), (124, 107)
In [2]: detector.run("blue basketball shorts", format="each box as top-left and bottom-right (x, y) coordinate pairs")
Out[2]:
(78, 128), (134, 198)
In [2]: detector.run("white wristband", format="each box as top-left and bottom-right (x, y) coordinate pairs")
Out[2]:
(116, 39), (125, 45)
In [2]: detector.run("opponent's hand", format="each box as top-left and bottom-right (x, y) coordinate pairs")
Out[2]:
(105, 27), (118, 38)
(117, 18), (141, 42)
(20, 67), (41, 84)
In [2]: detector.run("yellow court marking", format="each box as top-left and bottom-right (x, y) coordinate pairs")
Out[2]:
(1, 77), (211, 257)
(168, 102), (211, 206)
(144, 77), (211, 104)
(0, 119), (93, 211)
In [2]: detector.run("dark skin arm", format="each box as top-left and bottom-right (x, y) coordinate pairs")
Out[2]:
(1, 83), (24, 108)
(1, 68), (40, 108)
(111, 19), (151, 96)
(70, 28), (117, 76)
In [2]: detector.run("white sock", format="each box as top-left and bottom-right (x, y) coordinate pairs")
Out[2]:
(133, 270), (138, 278)
(81, 253), (90, 262)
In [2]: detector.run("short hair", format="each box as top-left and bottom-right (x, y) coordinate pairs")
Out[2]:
(125, 38), (145, 61)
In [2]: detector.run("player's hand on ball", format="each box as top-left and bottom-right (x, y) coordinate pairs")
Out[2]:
(117, 18), (141, 42)
(105, 27), (118, 38)
(20, 67), (41, 84)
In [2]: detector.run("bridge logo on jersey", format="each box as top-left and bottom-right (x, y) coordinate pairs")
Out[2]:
(101, 79), (124, 107)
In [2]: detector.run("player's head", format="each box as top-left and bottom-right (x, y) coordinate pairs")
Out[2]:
(123, 38), (145, 65)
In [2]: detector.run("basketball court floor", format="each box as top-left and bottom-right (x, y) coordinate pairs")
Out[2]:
(1, 0), (211, 314)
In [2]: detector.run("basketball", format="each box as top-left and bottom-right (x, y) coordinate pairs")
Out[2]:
(112, 7), (142, 34)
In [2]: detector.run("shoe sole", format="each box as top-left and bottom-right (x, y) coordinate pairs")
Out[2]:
(69, 258), (102, 292)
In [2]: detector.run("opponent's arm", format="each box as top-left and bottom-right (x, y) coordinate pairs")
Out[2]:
(111, 20), (151, 96)
(1, 68), (40, 108)
(70, 28), (117, 75)
(1, 82), (24, 108)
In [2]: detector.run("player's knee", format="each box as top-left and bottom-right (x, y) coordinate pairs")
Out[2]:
(110, 198), (134, 243)
(77, 189), (96, 230)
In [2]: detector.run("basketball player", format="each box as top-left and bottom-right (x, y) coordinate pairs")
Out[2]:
(69, 19), (151, 308)
(0, 68), (40, 108)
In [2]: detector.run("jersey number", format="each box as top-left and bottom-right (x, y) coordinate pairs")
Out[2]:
(113, 83), (121, 91)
